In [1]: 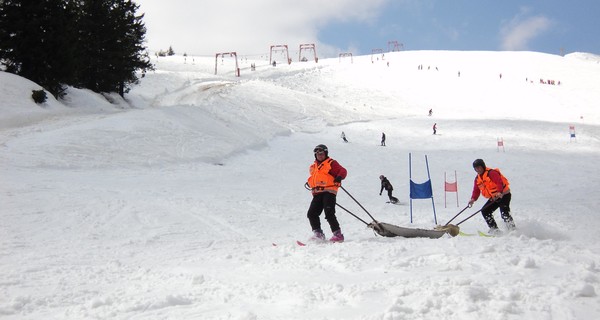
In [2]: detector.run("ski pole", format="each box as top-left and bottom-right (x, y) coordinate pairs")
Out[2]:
(335, 203), (370, 226)
(454, 200), (496, 226)
(305, 183), (374, 226)
(337, 203), (387, 236)
(339, 186), (378, 222)
(442, 205), (471, 226)
(454, 209), (484, 226)
(436, 200), (498, 236)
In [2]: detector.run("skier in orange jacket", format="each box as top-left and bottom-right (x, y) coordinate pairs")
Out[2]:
(468, 159), (516, 234)
(306, 144), (347, 242)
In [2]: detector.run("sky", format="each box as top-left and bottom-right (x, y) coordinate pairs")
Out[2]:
(2, 49), (600, 319)
(135, 0), (600, 59)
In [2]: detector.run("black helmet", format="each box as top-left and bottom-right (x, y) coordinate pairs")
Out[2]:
(313, 144), (328, 157)
(472, 159), (486, 169)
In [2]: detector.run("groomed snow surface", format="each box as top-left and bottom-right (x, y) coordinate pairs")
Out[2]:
(1, 50), (600, 319)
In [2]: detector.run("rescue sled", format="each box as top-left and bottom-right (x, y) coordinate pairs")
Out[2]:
(368, 221), (446, 239)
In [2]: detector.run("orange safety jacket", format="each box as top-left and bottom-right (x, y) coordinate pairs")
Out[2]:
(473, 167), (510, 199)
(307, 158), (342, 195)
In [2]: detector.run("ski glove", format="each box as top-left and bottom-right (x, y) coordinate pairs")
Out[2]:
(333, 176), (343, 185)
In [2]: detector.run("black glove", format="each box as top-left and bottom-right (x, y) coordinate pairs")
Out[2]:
(334, 176), (343, 184)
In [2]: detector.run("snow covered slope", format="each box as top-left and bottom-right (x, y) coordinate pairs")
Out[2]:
(1, 50), (599, 319)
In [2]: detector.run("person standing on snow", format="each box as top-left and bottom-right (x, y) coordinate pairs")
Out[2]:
(381, 132), (386, 146)
(305, 144), (347, 242)
(432, 123), (437, 135)
(341, 131), (348, 143)
(468, 159), (516, 234)
(379, 175), (397, 203)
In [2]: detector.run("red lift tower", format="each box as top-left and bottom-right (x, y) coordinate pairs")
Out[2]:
(269, 45), (291, 65)
(214, 52), (240, 77)
(338, 52), (353, 63)
(299, 43), (318, 63)
(388, 40), (403, 52)
(371, 48), (384, 62)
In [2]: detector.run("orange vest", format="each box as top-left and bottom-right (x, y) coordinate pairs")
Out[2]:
(307, 158), (339, 194)
(476, 168), (510, 198)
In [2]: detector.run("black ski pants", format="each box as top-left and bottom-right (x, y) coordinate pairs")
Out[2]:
(481, 193), (514, 229)
(385, 189), (394, 201)
(307, 192), (340, 232)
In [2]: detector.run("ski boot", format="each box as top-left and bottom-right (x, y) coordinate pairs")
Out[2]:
(505, 219), (516, 231)
(311, 229), (325, 241)
(329, 230), (345, 243)
(487, 227), (503, 236)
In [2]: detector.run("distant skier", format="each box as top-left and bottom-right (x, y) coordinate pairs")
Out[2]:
(341, 131), (348, 143)
(381, 132), (386, 146)
(432, 123), (437, 135)
(428, 109), (433, 116)
(468, 159), (516, 234)
(305, 144), (347, 242)
(379, 175), (398, 203)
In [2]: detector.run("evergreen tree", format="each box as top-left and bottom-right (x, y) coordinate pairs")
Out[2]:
(0, 0), (152, 98)
(0, 0), (77, 97)
(109, 0), (153, 96)
(72, 0), (108, 93)
(75, 0), (152, 96)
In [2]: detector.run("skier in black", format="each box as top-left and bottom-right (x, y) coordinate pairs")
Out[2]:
(341, 131), (348, 143)
(379, 175), (398, 203)
(381, 132), (386, 146)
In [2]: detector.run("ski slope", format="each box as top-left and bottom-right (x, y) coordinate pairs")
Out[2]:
(1, 50), (600, 319)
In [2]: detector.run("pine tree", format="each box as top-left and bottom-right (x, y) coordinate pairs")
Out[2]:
(0, 0), (77, 97)
(74, 0), (152, 96)
(72, 0), (106, 93)
(109, 0), (153, 96)
(0, 0), (152, 98)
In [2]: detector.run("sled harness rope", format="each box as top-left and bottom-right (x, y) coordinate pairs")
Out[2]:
(305, 183), (386, 235)
(434, 200), (497, 236)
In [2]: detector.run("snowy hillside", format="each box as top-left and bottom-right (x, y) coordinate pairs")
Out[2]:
(1, 50), (600, 320)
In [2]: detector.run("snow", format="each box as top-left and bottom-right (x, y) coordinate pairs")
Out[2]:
(1, 50), (600, 320)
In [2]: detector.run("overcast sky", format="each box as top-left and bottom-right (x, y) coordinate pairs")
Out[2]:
(135, 0), (600, 59)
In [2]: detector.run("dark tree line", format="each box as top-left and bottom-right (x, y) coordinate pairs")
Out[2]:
(0, 0), (153, 98)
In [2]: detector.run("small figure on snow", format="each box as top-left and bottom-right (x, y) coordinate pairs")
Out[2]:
(432, 123), (437, 135)
(381, 132), (386, 146)
(468, 159), (516, 234)
(379, 175), (398, 203)
(341, 131), (348, 143)
(428, 108), (433, 116)
(305, 144), (347, 242)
